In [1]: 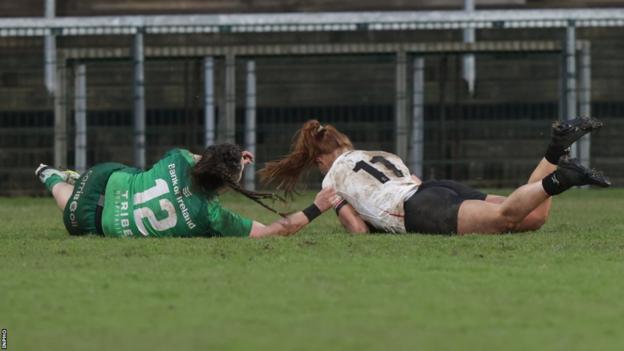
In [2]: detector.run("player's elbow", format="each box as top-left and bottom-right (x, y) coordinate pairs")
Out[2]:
(347, 220), (369, 234)
(352, 225), (369, 234)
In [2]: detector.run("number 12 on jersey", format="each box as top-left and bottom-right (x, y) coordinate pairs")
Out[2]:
(133, 178), (178, 235)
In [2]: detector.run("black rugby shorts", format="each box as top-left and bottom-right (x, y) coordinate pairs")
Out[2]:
(403, 180), (487, 234)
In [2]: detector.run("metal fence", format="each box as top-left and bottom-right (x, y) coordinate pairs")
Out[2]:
(1, 10), (624, 195)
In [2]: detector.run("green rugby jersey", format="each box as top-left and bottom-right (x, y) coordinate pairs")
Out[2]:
(101, 149), (252, 237)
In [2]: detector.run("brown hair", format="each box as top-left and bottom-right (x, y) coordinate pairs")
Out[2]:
(191, 143), (286, 216)
(259, 119), (353, 196)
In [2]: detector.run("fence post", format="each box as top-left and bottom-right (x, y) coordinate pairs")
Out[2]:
(133, 29), (146, 169)
(564, 22), (578, 158)
(53, 57), (67, 168)
(462, 0), (476, 96)
(204, 56), (215, 147)
(395, 51), (408, 160)
(410, 56), (425, 178)
(578, 43), (592, 168)
(44, 0), (56, 95)
(224, 53), (236, 144)
(74, 63), (87, 173)
(244, 60), (257, 190)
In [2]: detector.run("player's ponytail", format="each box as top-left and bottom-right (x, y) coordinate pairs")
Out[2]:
(223, 179), (288, 217)
(192, 143), (286, 217)
(259, 119), (353, 196)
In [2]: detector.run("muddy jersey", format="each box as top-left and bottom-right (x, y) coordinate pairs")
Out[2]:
(101, 148), (252, 237)
(321, 150), (419, 233)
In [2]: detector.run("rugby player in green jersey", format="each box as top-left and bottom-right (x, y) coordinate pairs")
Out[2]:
(36, 143), (336, 238)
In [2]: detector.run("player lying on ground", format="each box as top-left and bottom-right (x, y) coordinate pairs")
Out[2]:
(259, 118), (610, 235)
(36, 144), (337, 238)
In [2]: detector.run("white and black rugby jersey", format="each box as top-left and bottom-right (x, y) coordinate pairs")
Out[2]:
(321, 150), (420, 233)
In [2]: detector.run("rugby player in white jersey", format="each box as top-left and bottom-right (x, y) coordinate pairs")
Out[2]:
(259, 119), (610, 235)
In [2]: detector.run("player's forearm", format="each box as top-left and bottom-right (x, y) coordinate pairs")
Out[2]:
(249, 212), (310, 238)
(249, 187), (336, 238)
(274, 212), (310, 236)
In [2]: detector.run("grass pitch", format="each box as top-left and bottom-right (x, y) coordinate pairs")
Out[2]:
(1, 189), (624, 351)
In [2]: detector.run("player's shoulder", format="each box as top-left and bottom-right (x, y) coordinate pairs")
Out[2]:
(162, 148), (195, 165)
(329, 149), (397, 169)
(324, 150), (359, 175)
(368, 150), (401, 159)
(335, 150), (370, 163)
(163, 147), (189, 157)
(322, 151), (352, 187)
(340, 150), (402, 162)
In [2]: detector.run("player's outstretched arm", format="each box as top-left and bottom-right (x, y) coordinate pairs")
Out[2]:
(249, 187), (337, 238)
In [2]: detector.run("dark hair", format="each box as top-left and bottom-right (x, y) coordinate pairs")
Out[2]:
(259, 119), (353, 196)
(191, 143), (286, 216)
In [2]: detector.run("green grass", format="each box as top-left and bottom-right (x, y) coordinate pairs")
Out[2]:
(1, 189), (624, 351)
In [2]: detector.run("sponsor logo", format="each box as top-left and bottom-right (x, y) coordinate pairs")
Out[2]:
(68, 170), (93, 228)
(168, 164), (196, 230)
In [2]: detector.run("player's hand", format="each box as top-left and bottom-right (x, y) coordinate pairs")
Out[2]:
(410, 174), (422, 185)
(313, 187), (338, 212)
(242, 151), (255, 165)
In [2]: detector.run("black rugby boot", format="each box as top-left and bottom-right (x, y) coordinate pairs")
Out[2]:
(542, 157), (611, 196)
(545, 117), (603, 164)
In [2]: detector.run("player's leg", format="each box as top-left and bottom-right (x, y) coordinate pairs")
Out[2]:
(423, 180), (547, 230)
(51, 182), (74, 211)
(530, 117), (605, 224)
(515, 158), (556, 231)
(35, 164), (77, 211)
(458, 157), (610, 234)
(481, 194), (546, 231)
(485, 157), (578, 230)
(484, 117), (604, 227)
(458, 182), (548, 234)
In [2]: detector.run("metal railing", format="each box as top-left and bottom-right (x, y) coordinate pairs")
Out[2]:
(2, 9), (624, 37)
(1, 8), (623, 194)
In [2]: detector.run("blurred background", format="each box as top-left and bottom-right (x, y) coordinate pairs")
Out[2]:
(1, 0), (623, 195)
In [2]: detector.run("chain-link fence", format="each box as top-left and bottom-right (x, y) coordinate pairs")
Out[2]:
(1, 27), (624, 195)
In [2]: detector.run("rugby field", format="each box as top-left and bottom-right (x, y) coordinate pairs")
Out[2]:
(1, 189), (623, 351)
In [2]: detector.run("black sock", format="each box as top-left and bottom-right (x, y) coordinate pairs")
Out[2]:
(544, 144), (567, 165)
(541, 170), (572, 196)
